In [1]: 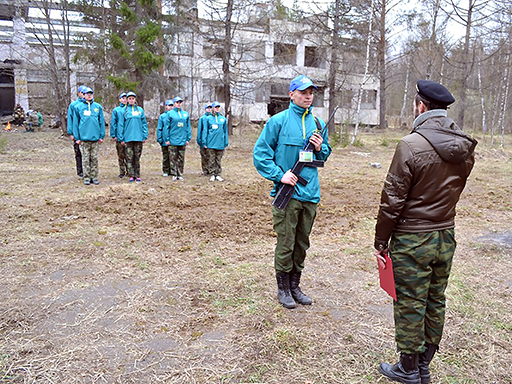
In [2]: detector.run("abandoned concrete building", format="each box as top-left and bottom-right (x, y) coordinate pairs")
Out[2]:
(0, 0), (379, 125)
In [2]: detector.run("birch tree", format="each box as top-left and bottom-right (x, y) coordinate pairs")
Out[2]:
(27, 0), (73, 135)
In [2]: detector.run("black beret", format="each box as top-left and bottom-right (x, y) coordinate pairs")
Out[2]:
(416, 79), (455, 106)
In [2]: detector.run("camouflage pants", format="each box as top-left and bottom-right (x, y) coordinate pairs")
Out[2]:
(125, 141), (143, 178)
(116, 141), (127, 176)
(169, 145), (186, 177)
(390, 229), (456, 354)
(199, 147), (209, 175)
(207, 148), (224, 176)
(161, 145), (171, 174)
(81, 141), (100, 181)
(272, 198), (317, 273)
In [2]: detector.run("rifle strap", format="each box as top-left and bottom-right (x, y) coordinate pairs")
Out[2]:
(313, 116), (322, 132)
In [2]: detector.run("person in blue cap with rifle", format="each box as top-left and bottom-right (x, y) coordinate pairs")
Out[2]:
(253, 75), (331, 309)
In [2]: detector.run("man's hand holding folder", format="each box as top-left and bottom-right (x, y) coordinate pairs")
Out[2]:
(375, 247), (397, 301)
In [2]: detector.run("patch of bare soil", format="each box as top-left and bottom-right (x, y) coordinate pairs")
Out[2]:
(1, 128), (511, 383)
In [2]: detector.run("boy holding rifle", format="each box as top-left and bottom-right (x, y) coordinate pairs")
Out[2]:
(253, 75), (332, 309)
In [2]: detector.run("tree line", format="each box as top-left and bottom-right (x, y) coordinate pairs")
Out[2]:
(25, 0), (512, 146)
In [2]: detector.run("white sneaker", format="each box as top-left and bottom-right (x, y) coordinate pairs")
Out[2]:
(178, 176), (184, 181)
(172, 176), (178, 181)
(215, 175), (224, 182)
(209, 175), (215, 182)
(163, 173), (169, 177)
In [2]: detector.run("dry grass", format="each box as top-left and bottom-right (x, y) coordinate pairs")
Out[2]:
(0, 126), (511, 383)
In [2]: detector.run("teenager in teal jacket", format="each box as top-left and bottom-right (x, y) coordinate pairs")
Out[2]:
(72, 87), (105, 185)
(253, 75), (331, 309)
(164, 96), (191, 180)
(197, 104), (212, 176)
(157, 99), (173, 177)
(205, 101), (229, 182)
(119, 91), (148, 183)
(67, 85), (86, 178)
(110, 92), (128, 178)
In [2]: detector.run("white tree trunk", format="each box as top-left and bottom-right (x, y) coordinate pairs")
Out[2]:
(351, 2), (373, 145)
(477, 64), (487, 134)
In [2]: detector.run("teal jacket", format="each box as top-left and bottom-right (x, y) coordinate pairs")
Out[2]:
(118, 104), (148, 143)
(37, 112), (43, 126)
(196, 112), (211, 146)
(205, 112), (228, 150)
(72, 98), (105, 142)
(253, 102), (331, 204)
(67, 99), (80, 135)
(164, 108), (191, 146)
(110, 103), (126, 138)
(156, 110), (170, 146)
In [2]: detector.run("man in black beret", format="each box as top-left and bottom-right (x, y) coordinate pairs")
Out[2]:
(374, 80), (477, 384)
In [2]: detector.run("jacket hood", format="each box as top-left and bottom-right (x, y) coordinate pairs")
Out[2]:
(414, 114), (477, 164)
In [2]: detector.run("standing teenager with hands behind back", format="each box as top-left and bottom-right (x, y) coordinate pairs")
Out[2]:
(118, 91), (148, 183)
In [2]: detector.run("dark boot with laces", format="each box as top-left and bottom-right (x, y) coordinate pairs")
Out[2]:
(418, 344), (438, 383)
(289, 271), (312, 305)
(379, 353), (421, 384)
(276, 272), (296, 309)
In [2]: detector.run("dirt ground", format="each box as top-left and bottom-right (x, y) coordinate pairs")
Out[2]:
(1, 125), (511, 384)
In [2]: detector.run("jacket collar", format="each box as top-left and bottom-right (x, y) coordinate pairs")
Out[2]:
(289, 101), (313, 116)
(413, 109), (447, 130)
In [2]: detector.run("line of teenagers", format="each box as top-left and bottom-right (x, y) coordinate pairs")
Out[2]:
(253, 75), (477, 384)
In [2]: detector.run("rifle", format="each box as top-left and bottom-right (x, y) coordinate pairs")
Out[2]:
(272, 106), (338, 210)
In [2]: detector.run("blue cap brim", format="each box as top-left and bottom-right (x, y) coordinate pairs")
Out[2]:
(295, 83), (317, 91)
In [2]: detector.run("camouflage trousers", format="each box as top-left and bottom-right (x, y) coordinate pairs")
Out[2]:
(272, 198), (317, 273)
(169, 145), (186, 177)
(207, 148), (224, 176)
(116, 141), (127, 176)
(161, 145), (171, 174)
(199, 147), (209, 175)
(390, 229), (456, 354)
(125, 141), (143, 178)
(81, 141), (100, 181)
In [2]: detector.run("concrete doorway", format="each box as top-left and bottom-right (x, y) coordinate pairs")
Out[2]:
(0, 67), (15, 116)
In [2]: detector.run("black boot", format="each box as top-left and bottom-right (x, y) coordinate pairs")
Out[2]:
(418, 344), (438, 384)
(289, 271), (312, 305)
(379, 353), (421, 384)
(276, 272), (296, 309)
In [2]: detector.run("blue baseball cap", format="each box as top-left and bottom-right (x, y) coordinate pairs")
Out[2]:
(165, 99), (173, 106)
(173, 96), (183, 103)
(289, 75), (317, 92)
(126, 91), (136, 97)
(119, 92), (127, 98)
(83, 87), (94, 94)
(212, 101), (220, 108)
(78, 85), (87, 93)
(205, 104), (212, 109)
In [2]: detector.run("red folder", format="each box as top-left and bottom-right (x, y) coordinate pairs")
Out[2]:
(378, 253), (397, 301)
